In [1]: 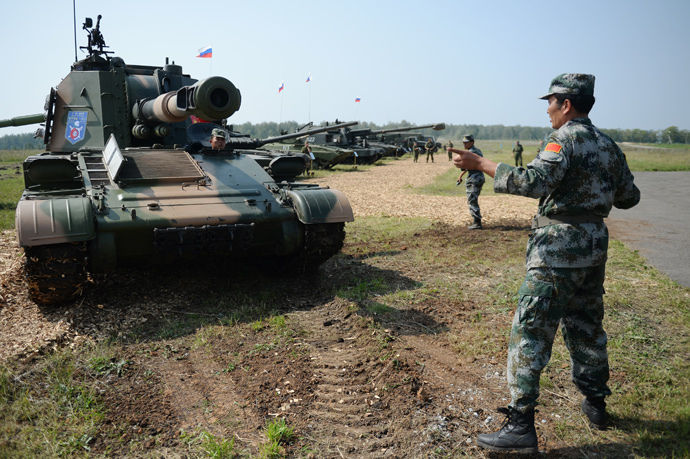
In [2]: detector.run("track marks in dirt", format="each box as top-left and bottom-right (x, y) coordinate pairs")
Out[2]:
(295, 299), (399, 456)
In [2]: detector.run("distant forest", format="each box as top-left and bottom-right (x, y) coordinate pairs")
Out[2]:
(1, 122), (688, 150)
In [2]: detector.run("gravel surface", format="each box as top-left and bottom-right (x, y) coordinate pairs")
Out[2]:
(307, 157), (535, 226)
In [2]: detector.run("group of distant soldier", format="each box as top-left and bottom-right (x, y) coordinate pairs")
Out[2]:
(407, 138), (437, 163)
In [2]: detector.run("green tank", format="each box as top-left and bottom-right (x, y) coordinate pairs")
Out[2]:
(349, 123), (446, 157)
(261, 121), (358, 169)
(312, 121), (387, 165)
(1, 16), (354, 305)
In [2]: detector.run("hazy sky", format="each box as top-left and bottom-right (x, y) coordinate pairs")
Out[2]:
(1, 0), (689, 136)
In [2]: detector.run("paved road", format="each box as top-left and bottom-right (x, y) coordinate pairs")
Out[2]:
(607, 171), (690, 288)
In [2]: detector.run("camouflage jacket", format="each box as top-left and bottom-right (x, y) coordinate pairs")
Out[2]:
(493, 117), (640, 268)
(465, 146), (486, 185)
(512, 144), (523, 155)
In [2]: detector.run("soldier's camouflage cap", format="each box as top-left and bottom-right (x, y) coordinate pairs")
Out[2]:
(462, 134), (474, 143)
(539, 73), (595, 100)
(211, 128), (227, 139)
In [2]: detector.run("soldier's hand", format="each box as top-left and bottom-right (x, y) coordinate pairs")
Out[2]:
(449, 148), (479, 170)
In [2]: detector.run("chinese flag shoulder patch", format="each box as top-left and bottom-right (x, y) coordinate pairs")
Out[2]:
(544, 143), (562, 153)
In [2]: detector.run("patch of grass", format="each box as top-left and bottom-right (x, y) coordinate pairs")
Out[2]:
(336, 277), (389, 302)
(258, 417), (296, 459)
(0, 151), (26, 231)
(346, 215), (433, 244)
(180, 429), (238, 458)
(622, 146), (690, 171)
(0, 349), (105, 457)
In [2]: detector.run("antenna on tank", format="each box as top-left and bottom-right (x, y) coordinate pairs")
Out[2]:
(72, 0), (78, 62)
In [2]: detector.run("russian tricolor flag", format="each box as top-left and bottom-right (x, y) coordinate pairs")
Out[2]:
(278, 81), (284, 93)
(306, 73), (311, 83)
(196, 47), (212, 58)
(355, 97), (361, 102)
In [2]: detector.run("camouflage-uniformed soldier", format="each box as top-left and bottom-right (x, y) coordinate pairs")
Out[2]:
(425, 138), (435, 163)
(445, 140), (454, 160)
(450, 73), (640, 454)
(512, 140), (524, 167)
(412, 140), (420, 162)
(301, 141), (313, 175)
(456, 134), (484, 229)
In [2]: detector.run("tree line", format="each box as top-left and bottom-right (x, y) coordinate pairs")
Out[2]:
(1, 123), (688, 149)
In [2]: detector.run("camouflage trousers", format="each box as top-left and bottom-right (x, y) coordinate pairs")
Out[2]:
(466, 184), (483, 221)
(514, 153), (523, 167)
(508, 265), (611, 413)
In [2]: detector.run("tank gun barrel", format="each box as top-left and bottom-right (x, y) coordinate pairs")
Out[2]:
(0, 113), (45, 129)
(261, 121), (359, 145)
(224, 120), (359, 150)
(135, 76), (241, 125)
(350, 122), (445, 137)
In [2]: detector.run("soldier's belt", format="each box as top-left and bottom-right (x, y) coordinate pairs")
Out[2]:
(531, 214), (604, 229)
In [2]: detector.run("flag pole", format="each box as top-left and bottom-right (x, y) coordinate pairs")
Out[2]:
(306, 73), (312, 123)
(278, 75), (285, 129)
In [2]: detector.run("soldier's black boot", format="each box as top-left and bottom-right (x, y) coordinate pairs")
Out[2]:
(477, 407), (538, 454)
(582, 397), (608, 430)
(468, 218), (482, 230)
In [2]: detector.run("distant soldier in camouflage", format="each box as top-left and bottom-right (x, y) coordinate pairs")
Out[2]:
(512, 140), (524, 167)
(456, 134), (485, 229)
(425, 138), (435, 163)
(301, 141), (313, 175)
(412, 140), (420, 162)
(445, 140), (454, 160)
(449, 73), (640, 454)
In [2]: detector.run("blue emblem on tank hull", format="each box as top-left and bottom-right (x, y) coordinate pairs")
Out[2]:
(65, 111), (88, 145)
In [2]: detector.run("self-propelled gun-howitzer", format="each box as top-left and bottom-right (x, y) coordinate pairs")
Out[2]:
(348, 123), (446, 157)
(1, 15), (354, 305)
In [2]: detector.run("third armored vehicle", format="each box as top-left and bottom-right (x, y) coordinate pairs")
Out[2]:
(1, 16), (354, 305)
(348, 123), (446, 157)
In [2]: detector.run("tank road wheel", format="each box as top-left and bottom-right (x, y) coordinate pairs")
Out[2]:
(23, 242), (88, 306)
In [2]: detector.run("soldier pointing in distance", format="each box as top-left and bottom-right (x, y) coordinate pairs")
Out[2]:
(449, 73), (640, 454)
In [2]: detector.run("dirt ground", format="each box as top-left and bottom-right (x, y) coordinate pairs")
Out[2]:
(1, 158), (624, 457)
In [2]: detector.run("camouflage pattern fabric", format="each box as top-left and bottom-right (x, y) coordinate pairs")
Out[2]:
(446, 141), (454, 160)
(425, 139), (435, 162)
(466, 184), (483, 220)
(494, 117), (640, 268)
(493, 116), (640, 414)
(508, 265), (611, 412)
(464, 145), (486, 220)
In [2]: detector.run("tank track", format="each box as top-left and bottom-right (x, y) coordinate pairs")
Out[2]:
(24, 242), (88, 305)
(293, 222), (346, 272)
(262, 222), (345, 274)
